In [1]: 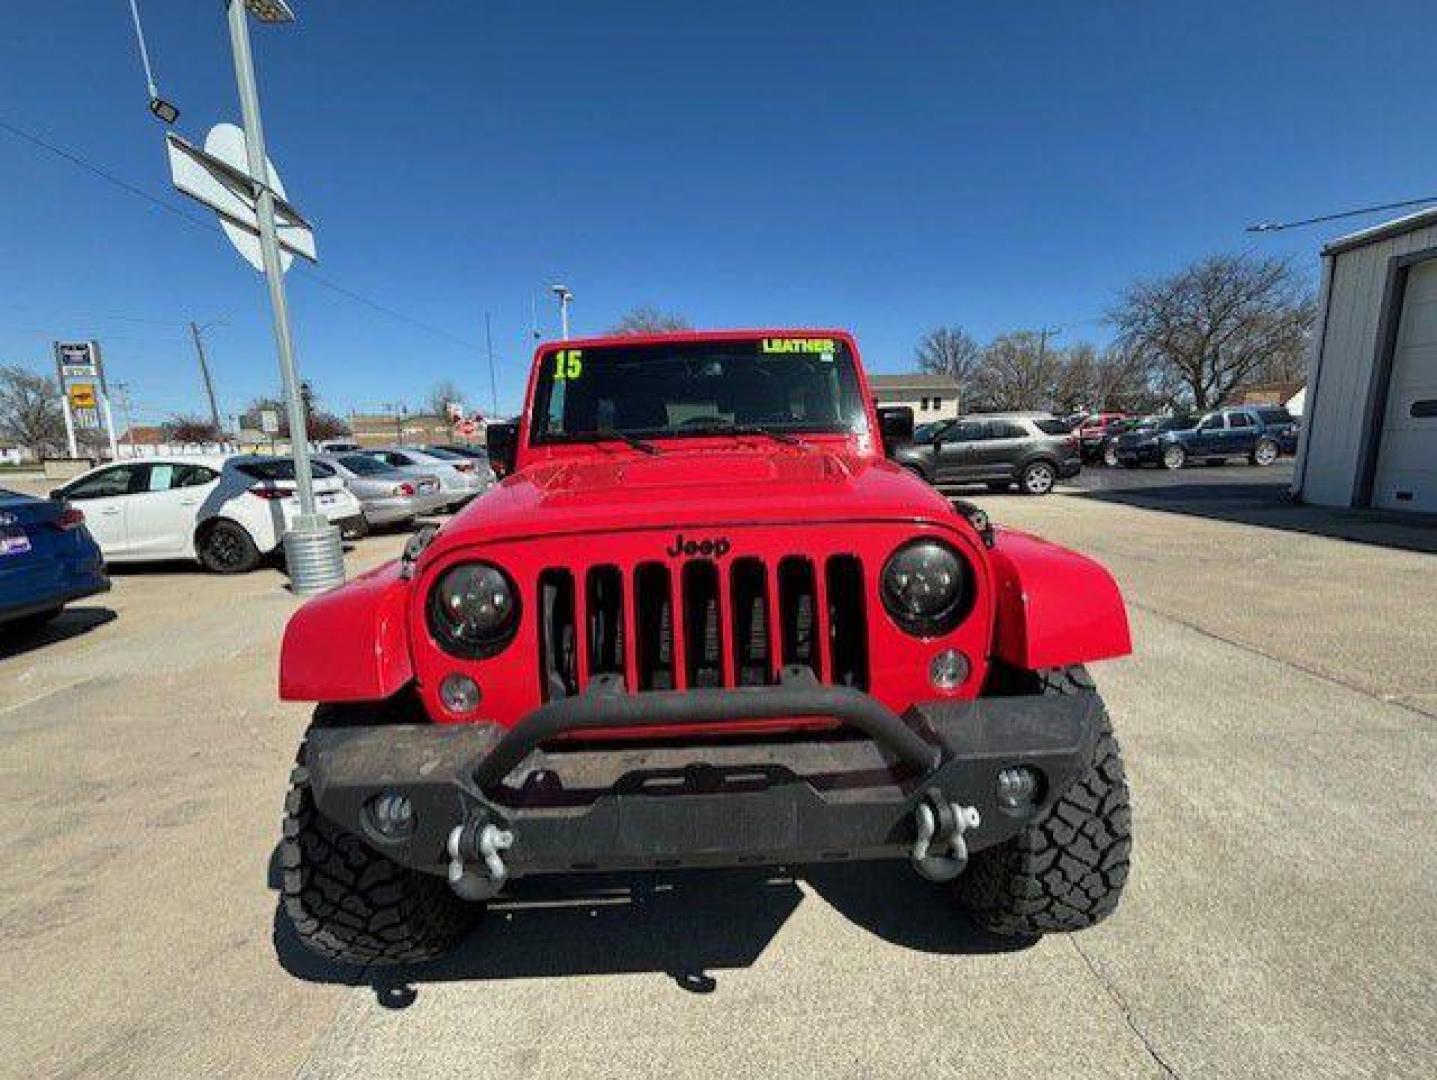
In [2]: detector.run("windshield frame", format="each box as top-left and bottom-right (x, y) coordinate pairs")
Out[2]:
(526, 335), (873, 449)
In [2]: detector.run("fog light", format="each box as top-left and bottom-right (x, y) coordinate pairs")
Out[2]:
(996, 766), (1042, 809)
(367, 793), (414, 840)
(929, 649), (969, 691)
(439, 673), (482, 715)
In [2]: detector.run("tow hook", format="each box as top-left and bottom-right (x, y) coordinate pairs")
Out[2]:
(446, 821), (514, 901)
(910, 788), (981, 882)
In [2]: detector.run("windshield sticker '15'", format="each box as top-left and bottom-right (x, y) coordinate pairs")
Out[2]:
(760, 338), (836, 359)
(553, 349), (584, 380)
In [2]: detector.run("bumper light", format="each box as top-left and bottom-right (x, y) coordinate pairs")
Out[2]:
(439, 673), (482, 715)
(995, 766), (1043, 809)
(929, 649), (969, 691)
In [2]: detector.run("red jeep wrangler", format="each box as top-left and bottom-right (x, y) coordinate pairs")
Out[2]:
(277, 331), (1132, 964)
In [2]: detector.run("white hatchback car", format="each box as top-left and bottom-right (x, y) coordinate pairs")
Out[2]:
(52, 454), (365, 574)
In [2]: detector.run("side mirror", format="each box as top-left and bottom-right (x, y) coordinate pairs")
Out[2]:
(485, 422), (519, 478)
(876, 406), (914, 454)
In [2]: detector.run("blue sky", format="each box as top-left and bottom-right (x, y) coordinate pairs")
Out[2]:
(1, 2), (1432, 424)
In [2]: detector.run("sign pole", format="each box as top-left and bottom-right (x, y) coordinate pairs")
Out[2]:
(100, 393), (120, 460)
(61, 394), (78, 459)
(223, 0), (343, 593)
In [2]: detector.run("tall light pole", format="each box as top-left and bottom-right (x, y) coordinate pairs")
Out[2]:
(223, 0), (344, 593)
(550, 283), (573, 339)
(188, 319), (225, 435)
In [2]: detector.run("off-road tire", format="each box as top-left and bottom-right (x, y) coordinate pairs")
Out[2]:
(197, 519), (262, 574)
(280, 743), (477, 965)
(1019, 460), (1057, 495)
(955, 666), (1131, 936)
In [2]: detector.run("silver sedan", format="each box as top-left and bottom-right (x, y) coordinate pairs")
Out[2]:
(360, 447), (490, 510)
(314, 453), (449, 525)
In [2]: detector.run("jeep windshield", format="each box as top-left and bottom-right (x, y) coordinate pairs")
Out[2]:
(530, 337), (869, 445)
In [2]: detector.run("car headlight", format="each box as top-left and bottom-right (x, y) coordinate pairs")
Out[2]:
(427, 562), (520, 657)
(881, 539), (971, 635)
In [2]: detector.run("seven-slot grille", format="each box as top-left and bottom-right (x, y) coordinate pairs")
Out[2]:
(536, 555), (868, 700)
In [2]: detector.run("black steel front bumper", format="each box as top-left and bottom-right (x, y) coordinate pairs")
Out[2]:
(302, 673), (1101, 878)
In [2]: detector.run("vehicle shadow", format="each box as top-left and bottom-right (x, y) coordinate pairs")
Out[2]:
(1073, 476), (1437, 554)
(0, 605), (116, 659)
(267, 847), (1029, 1004)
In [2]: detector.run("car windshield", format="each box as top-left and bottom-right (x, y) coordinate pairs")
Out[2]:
(420, 446), (471, 461)
(531, 337), (869, 443)
(338, 454), (396, 476)
(237, 458), (335, 481)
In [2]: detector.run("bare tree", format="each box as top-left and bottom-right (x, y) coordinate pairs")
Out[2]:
(242, 396), (349, 442)
(609, 306), (692, 335)
(1110, 253), (1315, 410)
(914, 327), (981, 404)
(968, 331), (1065, 411)
(0, 365), (65, 454)
(163, 416), (222, 445)
(1052, 343), (1160, 414)
(426, 379), (465, 419)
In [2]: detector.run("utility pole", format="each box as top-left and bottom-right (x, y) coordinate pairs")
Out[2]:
(188, 320), (224, 434)
(551, 283), (573, 339)
(484, 310), (499, 419)
(113, 382), (138, 458)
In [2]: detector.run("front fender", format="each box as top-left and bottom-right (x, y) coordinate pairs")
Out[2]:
(279, 560), (414, 702)
(987, 528), (1130, 671)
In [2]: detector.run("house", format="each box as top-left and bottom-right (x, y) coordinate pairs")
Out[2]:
(1293, 207), (1437, 513)
(1235, 381), (1305, 413)
(868, 373), (962, 423)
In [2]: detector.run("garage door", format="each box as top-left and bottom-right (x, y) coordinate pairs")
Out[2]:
(1374, 258), (1437, 512)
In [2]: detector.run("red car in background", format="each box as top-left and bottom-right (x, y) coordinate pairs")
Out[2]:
(1076, 412), (1133, 462)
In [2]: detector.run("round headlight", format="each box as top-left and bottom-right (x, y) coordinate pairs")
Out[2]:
(881, 539), (971, 635)
(427, 562), (520, 657)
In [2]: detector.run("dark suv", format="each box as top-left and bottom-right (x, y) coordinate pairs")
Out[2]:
(1115, 406), (1293, 469)
(891, 413), (1082, 494)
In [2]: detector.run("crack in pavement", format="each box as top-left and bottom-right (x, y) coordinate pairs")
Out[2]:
(1126, 599), (1436, 722)
(1069, 935), (1181, 1080)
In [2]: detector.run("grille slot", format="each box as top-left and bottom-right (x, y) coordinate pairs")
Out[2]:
(534, 552), (868, 696)
(777, 556), (818, 677)
(826, 555), (868, 689)
(729, 558), (771, 686)
(634, 562), (675, 691)
(538, 569), (577, 700)
(682, 561), (724, 688)
(585, 565), (625, 680)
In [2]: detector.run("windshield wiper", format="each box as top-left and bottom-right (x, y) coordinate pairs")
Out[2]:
(583, 431), (660, 455)
(684, 424), (805, 447)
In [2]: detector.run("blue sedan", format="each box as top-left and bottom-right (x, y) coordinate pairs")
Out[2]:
(0, 488), (109, 631)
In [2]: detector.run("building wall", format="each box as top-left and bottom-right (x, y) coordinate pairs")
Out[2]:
(1297, 221), (1437, 507)
(872, 387), (961, 423)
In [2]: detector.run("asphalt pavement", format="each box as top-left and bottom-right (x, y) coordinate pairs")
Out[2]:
(2, 473), (1435, 1078)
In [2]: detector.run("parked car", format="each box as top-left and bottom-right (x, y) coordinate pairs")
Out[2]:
(51, 455), (365, 574)
(1249, 406), (1300, 455)
(425, 443), (491, 463)
(360, 447), (489, 509)
(314, 453), (449, 527)
(1075, 412), (1133, 461)
(1114, 407), (1286, 469)
(1100, 415), (1194, 467)
(891, 412), (1082, 494)
(276, 329), (1132, 966)
(0, 488), (109, 631)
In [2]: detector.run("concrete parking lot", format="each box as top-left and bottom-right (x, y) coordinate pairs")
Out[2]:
(2, 472), (1435, 1078)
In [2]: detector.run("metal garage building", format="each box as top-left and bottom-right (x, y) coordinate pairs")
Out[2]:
(1294, 208), (1437, 512)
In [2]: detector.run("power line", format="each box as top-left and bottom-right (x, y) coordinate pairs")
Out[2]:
(0, 117), (487, 354)
(1247, 195), (1437, 233)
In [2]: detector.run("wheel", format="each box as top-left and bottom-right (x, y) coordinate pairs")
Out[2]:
(341, 516), (370, 540)
(280, 736), (478, 965)
(197, 519), (262, 574)
(1250, 439), (1279, 466)
(1161, 445), (1186, 470)
(985, 481), (1012, 493)
(1019, 461), (1056, 495)
(1101, 445), (1119, 468)
(955, 666), (1131, 936)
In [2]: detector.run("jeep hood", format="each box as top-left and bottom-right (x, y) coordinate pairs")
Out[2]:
(428, 448), (958, 551)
